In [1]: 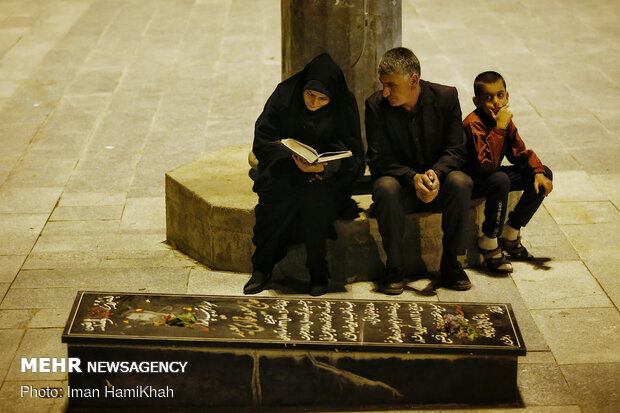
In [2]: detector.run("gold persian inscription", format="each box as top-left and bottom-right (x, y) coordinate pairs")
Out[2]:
(340, 301), (358, 341)
(273, 299), (292, 341)
(318, 301), (337, 341)
(407, 303), (427, 343)
(385, 303), (404, 343)
(294, 300), (314, 341)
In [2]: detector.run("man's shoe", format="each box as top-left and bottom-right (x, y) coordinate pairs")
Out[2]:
(500, 236), (534, 261)
(380, 270), (404, 295)
(243, 270), (271, 294)
(309, 272), (329, 296)
(439, 262), (472, 291)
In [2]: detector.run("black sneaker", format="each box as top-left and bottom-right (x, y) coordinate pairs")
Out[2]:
(380, 269), (404, 295)
(243, 270), (271, 294)
(439, 262), (472, 291)
(309, 272), (329, 296)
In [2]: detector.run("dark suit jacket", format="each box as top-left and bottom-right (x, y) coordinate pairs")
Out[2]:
(365, 79), (467, 185)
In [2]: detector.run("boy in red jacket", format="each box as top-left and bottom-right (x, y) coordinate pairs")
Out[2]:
(463, 71), (553, 273)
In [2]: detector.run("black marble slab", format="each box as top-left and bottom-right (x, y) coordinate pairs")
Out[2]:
(63, 292), (525, 356)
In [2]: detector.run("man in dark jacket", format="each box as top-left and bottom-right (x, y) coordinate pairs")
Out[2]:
(366, 47), (472, 294)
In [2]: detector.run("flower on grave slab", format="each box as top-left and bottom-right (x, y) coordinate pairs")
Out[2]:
(165, 312), (198, 327)
(438, 314), (479, 341)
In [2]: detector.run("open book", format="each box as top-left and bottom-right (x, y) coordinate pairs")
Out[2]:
(279, 138), (352, 164)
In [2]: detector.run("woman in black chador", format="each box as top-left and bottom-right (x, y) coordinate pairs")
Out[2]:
(245, 53), (364, 296)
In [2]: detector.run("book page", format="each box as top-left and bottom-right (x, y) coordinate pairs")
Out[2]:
(316, 151), (353, 162)
(280, 139), (319, 163)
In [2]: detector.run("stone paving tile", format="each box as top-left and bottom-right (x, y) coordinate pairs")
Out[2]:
(66, 68), (122, 96)
(28, 308), (70, 329)
(0, 288), (78, 310)
(583, 257), (620, 310)
(0, 187), (62, 214)
(518, 351), (555, 364)
(6, 328), (67, 381)
(41, 220), (120, 235)
(0, 255), (26, 283)
(0, 155), (18, 185)
(0, 39), (52, 79)
(544, 200), (619, 225)
(31, 46), (87, 82)
(58, 191), (126, 207)
(0, 122), (39, 154)
(30, 233), (166, 254)
(1, 83), (66, 127)
(22, 251), (102, 270)
(0, 379), (65, 413)
(515, 208), (580, 261)
(27, 135), (89, 161)
(545, 116), (616, 150)
(119, 197), (166, 233)
(2, 158), (77, 188)
(560, 222), (620, 261)
(22, 249), (195, 270)
(0, 78), (20, 97)
(571, 144), (620, 175)
(83, 49), (132, 69)
(591, 174), (620, 209)
(511, 260), (613, 310)
(75, 155), (141, 173)
(64, 170), (133, 193)
(127, 186), (166, 198)
(188, 268), (262, 297)
(0, 282), (9, 299)
(596, 109), (620, 139)
(12, 268), (191, 294)
(0, 329), (24, 382)
(547, 171), (607, 202)
(531, 308), (620, 364)
(41, 89), (99, 131)
(560, 363), (620, 413)
(49, 205), (123, 221)
(0, 310), (35, 329)
(0, 214), (48, 255)
(517, 363), (575, 406)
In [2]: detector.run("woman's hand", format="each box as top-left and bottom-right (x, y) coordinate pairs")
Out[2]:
(292, 154), (327, 173)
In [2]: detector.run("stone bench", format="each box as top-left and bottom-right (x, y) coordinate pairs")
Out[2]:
(165, 145), (518, 283)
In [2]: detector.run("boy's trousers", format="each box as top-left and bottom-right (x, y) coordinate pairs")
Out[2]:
(472, 165), (552, 238)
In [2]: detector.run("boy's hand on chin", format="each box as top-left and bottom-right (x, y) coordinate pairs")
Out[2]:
(491, 105), (513, 130)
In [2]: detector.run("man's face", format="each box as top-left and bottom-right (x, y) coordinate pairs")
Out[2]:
(303, 89), (330, 111)
(473, 80), (509, 116)
(379, 73), (417, 107)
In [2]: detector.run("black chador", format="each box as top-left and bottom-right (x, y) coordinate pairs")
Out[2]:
(246, 53), (364, 296)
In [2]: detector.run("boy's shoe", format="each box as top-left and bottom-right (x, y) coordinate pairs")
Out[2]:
(478, 237), (513, 273)
(243, 270), (272, 294)
(309, 272), (329, 296)
(439, 261), (472, 291)
(500, 236), (534, 261)
(380, 269), (404, 295)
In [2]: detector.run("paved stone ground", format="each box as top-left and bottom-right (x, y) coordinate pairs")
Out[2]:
(0, 0), (618, 412)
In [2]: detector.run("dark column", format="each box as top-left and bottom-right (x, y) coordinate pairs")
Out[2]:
(282, 0), (402, 137)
